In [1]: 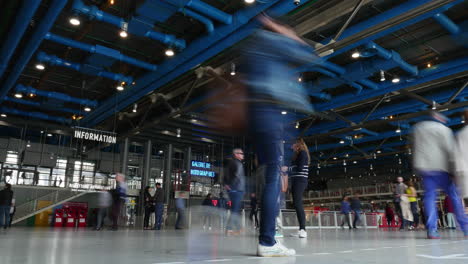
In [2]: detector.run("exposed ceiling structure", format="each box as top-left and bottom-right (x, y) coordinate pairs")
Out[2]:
(0, 0), (467, 173)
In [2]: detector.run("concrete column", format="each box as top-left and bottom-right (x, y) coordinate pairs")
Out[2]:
(120, 137), (129, 174)
(164, 144), (173, 204)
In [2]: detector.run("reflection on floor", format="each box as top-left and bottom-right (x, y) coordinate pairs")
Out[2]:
(0, 228), (467, 264)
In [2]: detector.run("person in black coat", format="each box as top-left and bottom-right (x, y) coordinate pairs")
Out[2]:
(143, 186), (154, 230)
(0, 184), (14, 229)
(202, 193), (214, 230)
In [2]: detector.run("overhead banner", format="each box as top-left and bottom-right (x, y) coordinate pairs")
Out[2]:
(73, 127), (117, 144)
(190, 161), (215, 178)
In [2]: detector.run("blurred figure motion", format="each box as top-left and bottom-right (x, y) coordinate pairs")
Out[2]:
(239, 15), (319, 257)
(250, 193), (259, 229)
(385, 203), (395, 227)
(406, 180), (419, 229)
(153, 183), (164, 230)
(225, 148), (246, 235)
(175, 192), (186, 230)
(340, 196), (352, 229)
(350, 192), (362, 229)
(95, 189), (112, 230)
(400, 181), (413, 230)
(202, 193), (214, 231)
(455, 109), (468, 200)
(393, 176), (407, 230)
(0, 184), (13, 229)
(289, 138), (310, 238)
(444, 194), (457, 230)
(275, 166), (288, 238)
(412, 111), (468, 239)
(217, 192), (228, 230)
(111, 173), (127, 231)
(9, 198), (15, 227)
(143, 186), (154, 230)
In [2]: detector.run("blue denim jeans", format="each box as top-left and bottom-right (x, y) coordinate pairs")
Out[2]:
(421, 171), (468, 231)
(0, 206), (11, 228)
(227, 191), (244, 231)
(154, 203), (164, 229)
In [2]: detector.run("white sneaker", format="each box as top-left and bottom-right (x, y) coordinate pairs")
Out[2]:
(275, 231), (284, 238)
(257, 242), (296, 257)
(298, 229), (307, 238)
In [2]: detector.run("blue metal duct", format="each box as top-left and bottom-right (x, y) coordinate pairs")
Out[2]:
(16, 84), (98, 108)
(364, 42), (418, 76)
(433, 13), (460, 35)
(44, 33), (158, 71)
(37, 51), (133, 84)
(164, 0), (233, 24)
(71, 0), (186, 50)
(0, 0), (67, 104)
(0, 0), (41, 79)
(179, 7), (215, 33)
(4, 97), (83, 115)
(84, 0), (313, 126)
(0, 106), (71, 124)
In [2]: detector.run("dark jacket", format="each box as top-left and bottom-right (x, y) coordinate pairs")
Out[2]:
(226, 158), (246, 192)
(290, 150), (309, 178)
(0, 189), (13, 206)
(154, 187), (164, 204)
(350, 198), (362, 211)
(202, 198), (213, 207)
(144, 191), (154, 207)
(250, 197), (258, 211)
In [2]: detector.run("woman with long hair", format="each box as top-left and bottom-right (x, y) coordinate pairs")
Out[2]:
(290, 138), (310, 238)
(143, 186), (154, 230)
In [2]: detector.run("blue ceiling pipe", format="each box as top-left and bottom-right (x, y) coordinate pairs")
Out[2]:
(0, 0), (67, 104)
(16, 84), (98, 108)
(37, 51), (133, 84)
(44, 33), (158, 71)
(179, 8), (215, 33)
(0, 0), (41, 80)
(164, 0), (233, 25)
(315, 58), (468, 112)
(364, 42), (418, 76)
(433, 13), (460, 35)
(317, 141), (409, 160)
(0, 106), (71, 124)
(4, 97), (83, 115)
(83, 0), (312, 126)
(71, 0), (186, 50)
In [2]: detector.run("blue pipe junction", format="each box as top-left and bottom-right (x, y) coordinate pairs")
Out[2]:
(16, 84), (98, 108)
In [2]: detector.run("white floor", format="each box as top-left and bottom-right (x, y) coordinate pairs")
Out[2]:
(0, 228), (467, 264)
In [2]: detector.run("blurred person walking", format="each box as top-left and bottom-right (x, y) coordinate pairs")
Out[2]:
(111, 173), (127, 231)
(385, 203), (395, 227)
(218, 192), (228, 229)
(394, 177), (407, 230)
(289, 138), (310, 238)
(250, 193), (259, 229)
(412, 111), (468, 238)
(153, 183), (164, 230)
(143, 186), (154, 230)
(406, 181), (419, 229)
(202, 193), (214, 230)
(95, 190), (112, 230)
(455, 109), (468, 200)
(175, 192), (187, 230)
(0, 184), (13, 229)
(340, 196), (352, 229)
(350, 193), (362, 228)
(444, 194), (457, 230)
(225, 148), (246, 235)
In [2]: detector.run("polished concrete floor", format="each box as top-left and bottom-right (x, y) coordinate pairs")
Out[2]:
(0, 228), (467, 264)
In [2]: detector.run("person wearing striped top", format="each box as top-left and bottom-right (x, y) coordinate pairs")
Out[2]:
(290, 138), (310, 238)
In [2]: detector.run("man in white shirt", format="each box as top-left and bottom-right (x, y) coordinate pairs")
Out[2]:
(413, 111), (468, 239)
(455, 109), (468, 200)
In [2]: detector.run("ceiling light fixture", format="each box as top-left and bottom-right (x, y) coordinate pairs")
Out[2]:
(392, 76), (400, 83)
(432, 101), (437, 110)
(69, 17), (81, 26)
(27, 141), (31, 148)
(84, 106), (91, 112)
(380, 70), (385, 82)
(132, 103), (137, 113)
(295, 122), (299, 129)
(351, 51), (360, 58)
(281, 111), (287, 115)
(29, 93), (35, 98)
(0, 114), (6, 118)
(165, 48), (175, 57)
(339, 140), (345, 144)
(176, 128), (181, 138)
(116, 85), (124, 91)
(119, 30), (128, 38)
(47, 133), (52, 137)
(353, 161), (357, 164)
(333, 157), (337, 160)
(35, 63), (45, 70)
(395, 128), (401, 133)
(159, 150), (164, 154)
(14, 93), (23, 98)
(244, 0), (255, 3)
(230, 63), (236, 76)
(298, 77), (302, 82)
(427, 63), (431, 68)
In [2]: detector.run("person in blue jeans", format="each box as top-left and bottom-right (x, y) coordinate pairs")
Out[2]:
(225, 148), (246, 235)
(240, 15), (321, 257)
(340, 196), (352, 229)
(153, 183), (164, 230)
(0, 184), (13, 229)
(413, 111), (468, 239)
(350, 193), (362, 228)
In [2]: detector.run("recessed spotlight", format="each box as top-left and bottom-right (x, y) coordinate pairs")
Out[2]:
(333, 157), (337, 160)
(392, 77), (400, 83)
(462, 120), (466, 124)
(380, 70), (385, 82)
(69, 17), (80, 26)
(159, 150), (164, 154)
(351, 51), (360, 58)
(116, 85), (124, 91)
(377, 150), (382, 154)
(27, 141), (31, 148)
(35, 63), (45, 70)
(14, 93), (23, 98)
(132, 103), (137, 113)
(29, 93), (35, 98)
(0, 114), (6, 118)
(427, 63), (431, 68)
(244, 0), (255, 3)
(298, 77), (302, 82)
(165, 48), (175, 57)
(395, 128), (401, 133)
(281, 111), (287, 115)
(119, 30), (128, 38)
(339, 140), (345, 144)
(47, 133), (52, 137)
(353, 161), (357, 164)
(295, 122), (299, 129)
(230, 71), (236, 76)
(84, 107), (91, 112)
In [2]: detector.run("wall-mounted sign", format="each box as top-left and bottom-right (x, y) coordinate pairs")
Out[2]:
(73, 127), (117, 144)
(190, 161), (215, 178)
